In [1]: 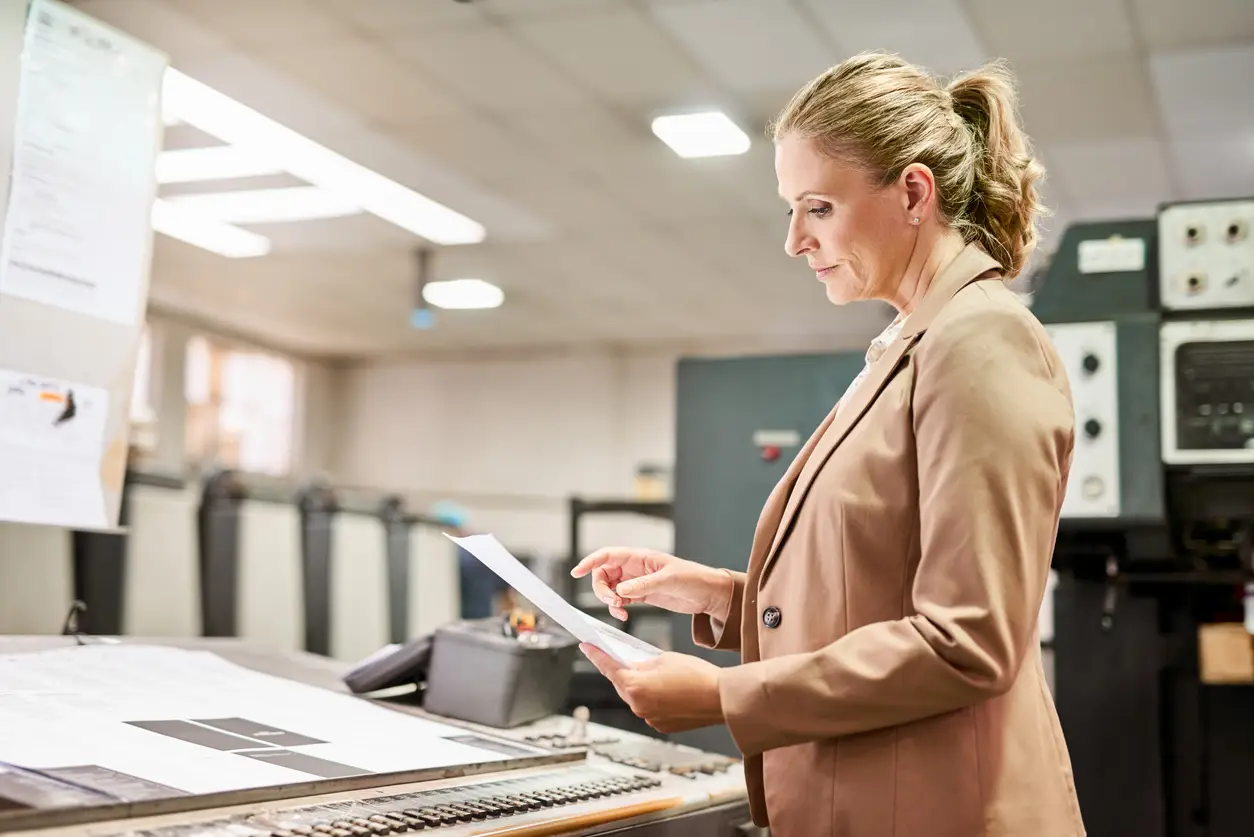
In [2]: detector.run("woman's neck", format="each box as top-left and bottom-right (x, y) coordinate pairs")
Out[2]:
(891, 231), (968, 317)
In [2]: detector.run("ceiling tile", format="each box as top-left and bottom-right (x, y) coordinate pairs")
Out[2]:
(649, 0), (840, 93)
(497, 106), (642, 170)
(317, 0), (486, 35)
(75, 0), (229, 63)
(1150, 46), (1254, 139)
(389, 27), (594, 113)
(261, 37), (467, 125)
(478, 0), (620, 18)
(169, 0), (344, 50)
(1165, 135), (1254, 200)
(961, 0), (1133, 63)
(511, 8), (712, 103)
(681, 142), (784, 220)
(1014, 56), (1159, 143)
(596, 145), (759, 222)
(1131, 0), (1254, 50)
(392, 114), (553, 189)
(800, 0), (985, 77)
(1043, 138), (1175, 217)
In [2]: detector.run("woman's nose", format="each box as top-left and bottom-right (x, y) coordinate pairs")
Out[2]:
(785, 218), (811, 258)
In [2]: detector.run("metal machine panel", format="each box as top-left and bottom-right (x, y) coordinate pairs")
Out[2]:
(1112, 317), (1168, 523)
(1030, 218), (1165, 525)
(1159, 199), (1254, 312)
(1045, 321), (1121, 518)
(1031, 219), (1158, 322)
(1160, 318), (1254, 465)
(671, 351), (865, 755)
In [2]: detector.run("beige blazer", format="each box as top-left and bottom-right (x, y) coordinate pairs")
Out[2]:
(693, 244), (1086, 836)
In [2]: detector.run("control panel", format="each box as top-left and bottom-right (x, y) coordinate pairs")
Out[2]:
(1159, 199), (1254, 311)
(1160, 319), (1254, 465)
(1044, 321), (1121, 518)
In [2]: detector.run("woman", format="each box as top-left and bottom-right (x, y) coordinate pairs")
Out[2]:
(572, 52), (1084, 836)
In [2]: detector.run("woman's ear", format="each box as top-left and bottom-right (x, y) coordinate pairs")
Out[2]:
(900, 163), (936, 223)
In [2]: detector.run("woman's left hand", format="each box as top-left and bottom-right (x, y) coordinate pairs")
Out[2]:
(579, 644), (724, 733)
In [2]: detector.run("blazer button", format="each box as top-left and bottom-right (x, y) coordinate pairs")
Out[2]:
(762, 606), (781, 629)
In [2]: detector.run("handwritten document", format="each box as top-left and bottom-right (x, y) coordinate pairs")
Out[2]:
(446, 533), (664, 665)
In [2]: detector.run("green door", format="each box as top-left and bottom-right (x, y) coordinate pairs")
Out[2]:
(670, 351), (865, 755)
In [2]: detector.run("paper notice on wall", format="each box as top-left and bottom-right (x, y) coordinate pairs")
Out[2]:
(0, 368), (109, 529)
(0, 0), (165, 326)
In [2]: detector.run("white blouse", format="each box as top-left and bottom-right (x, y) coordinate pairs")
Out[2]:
(837, 313), (908, 413)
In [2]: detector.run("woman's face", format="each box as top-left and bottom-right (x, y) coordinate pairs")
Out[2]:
(775, 134), (917, 307)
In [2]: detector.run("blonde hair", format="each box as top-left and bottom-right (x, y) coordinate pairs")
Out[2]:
(769, 52), (1046, 279)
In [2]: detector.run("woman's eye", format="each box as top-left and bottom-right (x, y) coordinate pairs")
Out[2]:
(808, 206), (830, 217)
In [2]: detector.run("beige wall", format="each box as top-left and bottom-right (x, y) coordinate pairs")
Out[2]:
(140, 311), (345, 481)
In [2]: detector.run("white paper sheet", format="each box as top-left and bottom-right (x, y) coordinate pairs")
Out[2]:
(0, 368), (109, 528)
(0, 0), (164, 325)
(0, 645), (533, 799)
(446, 533), (664, 665)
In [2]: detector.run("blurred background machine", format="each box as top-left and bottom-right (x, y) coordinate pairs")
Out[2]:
(1036, 198), (1254, 837)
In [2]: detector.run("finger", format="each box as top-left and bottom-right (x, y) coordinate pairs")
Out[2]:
(591, 567), (625, 608)
(615, 569), (668, 600)
(571, 548), (629, 578)
(609, 604), (628, 621)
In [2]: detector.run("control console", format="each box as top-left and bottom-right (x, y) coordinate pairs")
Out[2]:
(1159, 198), (1254, 312)
(1160, 319), (1254, 465)
(1044, 321), (1121, 518)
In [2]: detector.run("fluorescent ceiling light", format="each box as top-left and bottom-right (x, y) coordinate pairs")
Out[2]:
(157, 146), (284, 184)
(422, 278), (504, 310)
(166, 186), (363, 224)
(162, 69), (486, 244)
(151, 199), (271, 258)
(650, 111), (751, 158)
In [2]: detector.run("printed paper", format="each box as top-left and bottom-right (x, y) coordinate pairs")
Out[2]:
(0, 368), (109, 528)
(447, 533), (664, 665)
(0, 0), (164, 325)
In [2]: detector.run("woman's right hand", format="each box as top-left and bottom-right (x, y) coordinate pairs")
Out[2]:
(570, 547), (730, 622)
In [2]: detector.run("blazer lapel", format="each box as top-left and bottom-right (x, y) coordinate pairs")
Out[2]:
(757, 244), (1001, 582)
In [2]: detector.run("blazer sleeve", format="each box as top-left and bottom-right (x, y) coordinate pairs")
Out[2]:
(717, 298), (1074, 757)
(692, 569), (746, 651)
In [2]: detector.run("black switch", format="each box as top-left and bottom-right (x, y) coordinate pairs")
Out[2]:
(1082, 353), (1100, 374)
(1084, 418), (1102, 439)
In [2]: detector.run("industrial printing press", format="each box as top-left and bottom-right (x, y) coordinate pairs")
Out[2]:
(1029, 197), (1254, 837)
(0, 628), (756, 837)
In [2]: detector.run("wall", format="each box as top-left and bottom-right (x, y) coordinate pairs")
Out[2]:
(139, 312), (344, 480)
(333, 349), (680, 560)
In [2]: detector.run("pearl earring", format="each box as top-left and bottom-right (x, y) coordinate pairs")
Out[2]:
(911, 217), (920, 225)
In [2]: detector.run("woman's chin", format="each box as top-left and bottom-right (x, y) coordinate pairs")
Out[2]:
(822, 281), (859, 306)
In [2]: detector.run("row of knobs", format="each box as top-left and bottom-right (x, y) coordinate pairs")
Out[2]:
(1081, 352), (1102, 440)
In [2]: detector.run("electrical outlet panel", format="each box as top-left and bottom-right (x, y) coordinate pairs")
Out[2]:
(1160, 319), (1254, 465)
(1159, 199), (1254, 311)
(1045, 321), (1121, 518)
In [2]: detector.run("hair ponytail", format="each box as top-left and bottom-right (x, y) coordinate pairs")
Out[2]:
(946, 61), (1046, 278)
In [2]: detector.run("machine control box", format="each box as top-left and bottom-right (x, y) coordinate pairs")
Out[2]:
(1161, 319), (1254, 465)
(1045, 321), (1121, 518)
(1159, 199), (1254, 312)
